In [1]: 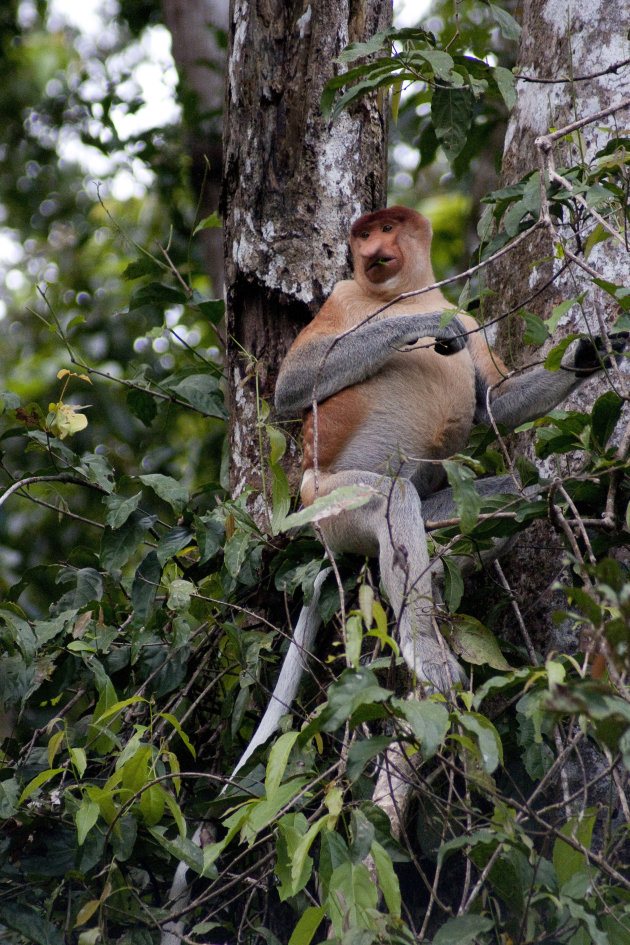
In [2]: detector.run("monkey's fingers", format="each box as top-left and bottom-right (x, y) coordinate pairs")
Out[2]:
(573, 331), (629, 374)
(434, 335), (466, 356)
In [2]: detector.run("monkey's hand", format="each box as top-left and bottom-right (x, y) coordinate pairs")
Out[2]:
(434, 335), (466, 356)
(568, 331), (628, 375)
(404, 314), (467, 356)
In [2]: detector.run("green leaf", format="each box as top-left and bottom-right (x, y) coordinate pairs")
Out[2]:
(459, 711), (503, 773)
(128, 282), (186, 310)
(553, 808), (597, 889)
(433, 914), (494, 944)
(100, 512), (157, 570)
(196, 298), (225, 324)
(489, 3), (522, 39)
(584, 223), (611, 259)
(431, 86), (474, 162)
(162, 790), (187, 838)
(267, 425), (286, 465)
(336, 28), (393, 62)
(450, 615), (512, 671)
(276, 812), (311, 900)
(156, 525), (194, 567)
(492, 65), (517, 110)
(76, 799), (100, 845)
(123, 257), (161, 279)
(346, 735), (393, 782)
(370, 840), (401, 917)
(392, 698), (450, 759)
(242, 777), (310, 842)
(593, 277), (630, 311)
(139, 473), (189, 514)
(418, 48), (455, 81)
(158, 713), (196, 759)
(0, 902), (64, 945)
(290, 816), (329, 888)
(193, 210), (222, 234)
(224, 531), (252, 577)
(194, 513), (225, 563)
(546, 296), (582, 333)
(442, 555), (465, 611)
(166, 578), (195, 611)
(265, 731), (300, 801)
(139, 783), (166, 825)
(277, 484), (374, 531)
(18, 768), (64, 805)
(75, 900), (101, 930)
(58, 568), (103, 609)
(0, 778), (19, 818)
(165, 373), (226, 418)
(103, 491), (142, 528)
(287, 905), (326, 945)
(544, 334), (579, 371)
(127, 387), (157, 427)
(319, 669), (390, 732)
(443, 460), (480, 533)
(270, 463), (291, 535)
(521, 310), (549, 346)
(131, 551), (162, 625)
(591, 390), (623, 450)
(328, 860), (378, 936)
(70, 747), (87, 778)
(345, 613), (363, 669)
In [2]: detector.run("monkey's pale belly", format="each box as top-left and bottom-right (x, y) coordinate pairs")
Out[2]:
(328, 354), (476, 485)
(332, 411), (472, 477)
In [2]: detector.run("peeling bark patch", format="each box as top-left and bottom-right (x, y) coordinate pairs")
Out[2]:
(296, 5), (312, 37)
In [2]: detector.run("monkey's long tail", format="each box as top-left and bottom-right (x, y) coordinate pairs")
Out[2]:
(159, 567), (331, 945)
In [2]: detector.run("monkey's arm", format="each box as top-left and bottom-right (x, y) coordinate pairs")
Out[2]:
(475, 334), (628, 428)
(275, 311), (466, 415)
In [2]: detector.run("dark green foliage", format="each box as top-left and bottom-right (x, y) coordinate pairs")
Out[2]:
(1, 2), (630, 944)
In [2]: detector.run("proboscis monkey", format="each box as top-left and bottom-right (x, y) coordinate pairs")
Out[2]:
(274, 205), (621, 691)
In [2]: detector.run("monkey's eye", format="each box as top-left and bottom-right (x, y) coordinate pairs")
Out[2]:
(360, 231), (370, 240)
(382, 224), (393, 232)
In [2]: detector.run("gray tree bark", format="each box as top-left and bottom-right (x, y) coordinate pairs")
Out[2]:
(223, 0), (392, 525)
(485, 0), (630, 647)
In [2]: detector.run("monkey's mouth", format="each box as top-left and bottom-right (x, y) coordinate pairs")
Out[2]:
(367, 256), (395, 270)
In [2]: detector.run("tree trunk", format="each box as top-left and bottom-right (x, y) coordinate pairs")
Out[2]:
(486, 0), (630, 647)
(162, 0), (228, 295)
(223, 0), (391, 526)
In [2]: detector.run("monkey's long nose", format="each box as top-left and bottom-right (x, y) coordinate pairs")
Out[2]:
(357, 237), (385, 261)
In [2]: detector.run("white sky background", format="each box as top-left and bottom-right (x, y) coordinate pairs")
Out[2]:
(49, 0), (432, 190)
(30, 0), (434, 198)
(0, 0), (433, 312)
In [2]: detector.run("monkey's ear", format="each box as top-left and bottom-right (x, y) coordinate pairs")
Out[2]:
(572, 331), (629, 375)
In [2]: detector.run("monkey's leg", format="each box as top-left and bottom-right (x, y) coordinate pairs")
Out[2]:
(316, 470), (463, 691)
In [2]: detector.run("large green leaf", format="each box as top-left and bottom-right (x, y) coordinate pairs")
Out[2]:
(431, 86), (474, 162)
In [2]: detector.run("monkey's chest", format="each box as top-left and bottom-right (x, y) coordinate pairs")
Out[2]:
(322, 348), (476, 476)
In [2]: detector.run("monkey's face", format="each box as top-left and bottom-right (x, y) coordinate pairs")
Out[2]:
(352, 222), (404, 285)
(350, 208), (434, 296)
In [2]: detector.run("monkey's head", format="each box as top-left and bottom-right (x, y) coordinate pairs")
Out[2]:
(350, 206), (435, 298)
